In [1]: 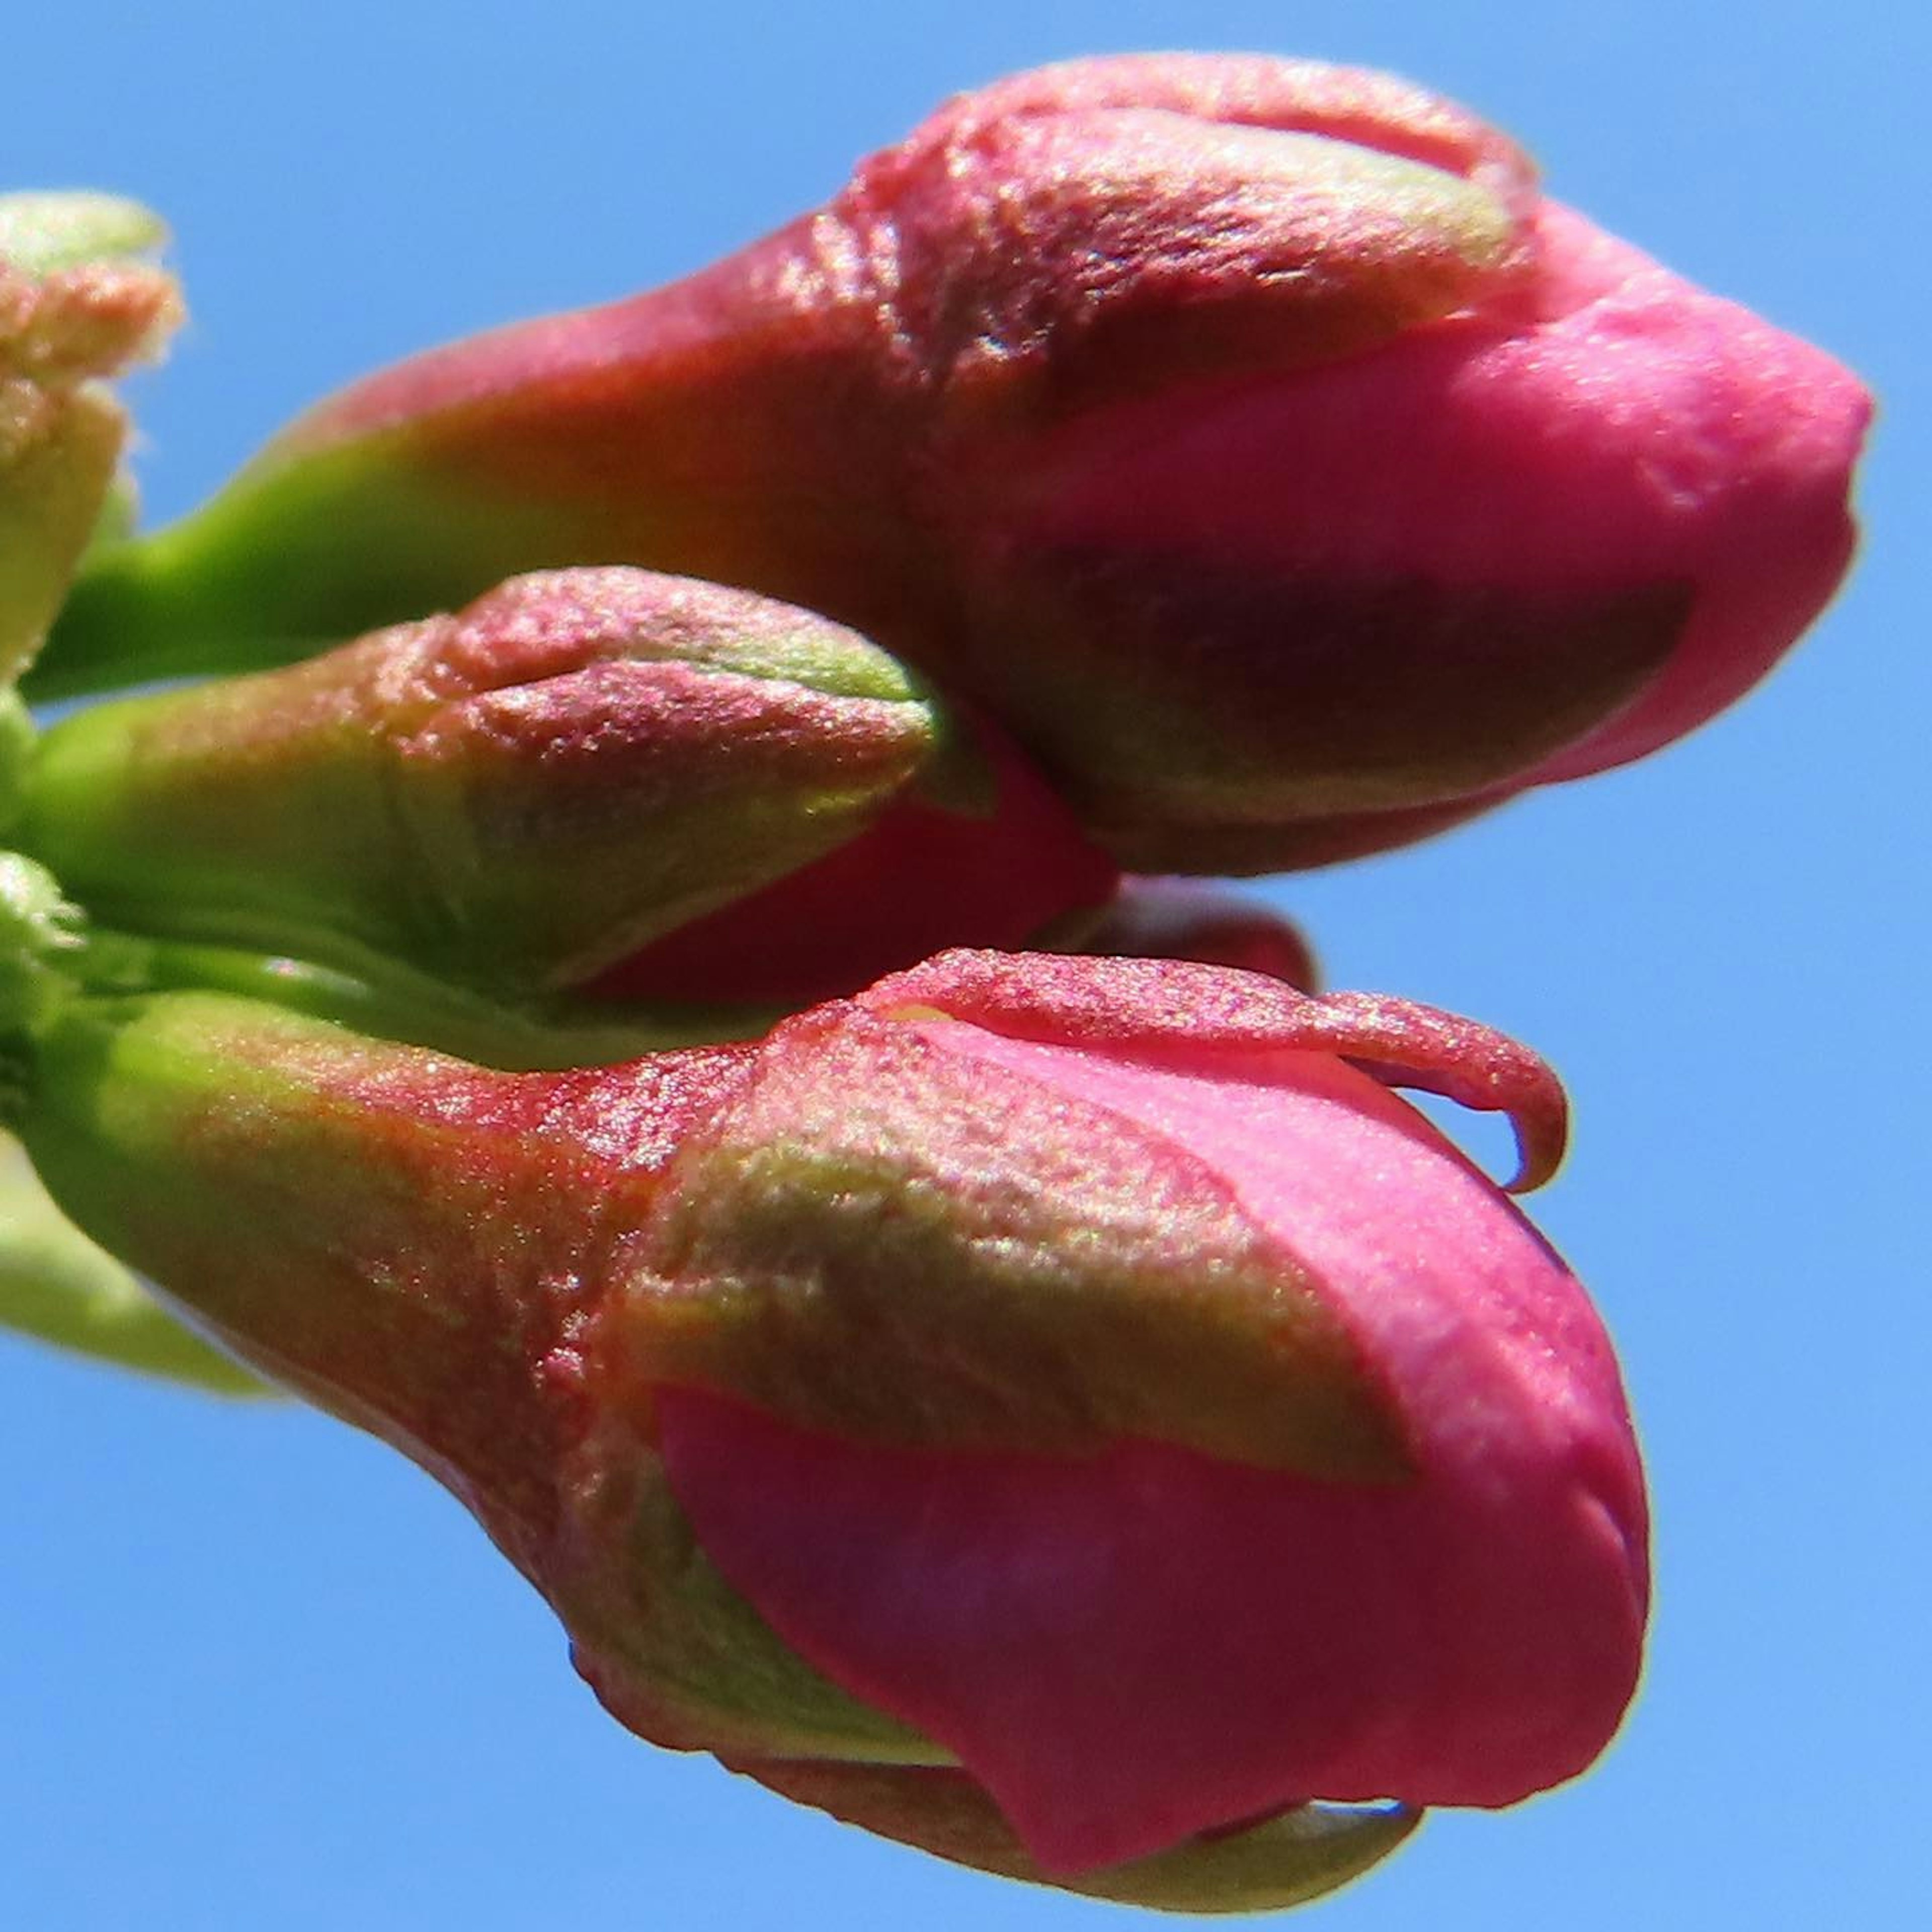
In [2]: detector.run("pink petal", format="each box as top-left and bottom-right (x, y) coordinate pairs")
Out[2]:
(587, 731), (1118, 1007)
(658, 1039), (1646, 1873)
(993, 201), (1869, 782)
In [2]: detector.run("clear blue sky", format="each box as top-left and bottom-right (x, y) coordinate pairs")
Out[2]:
(6, 4), (1922, 1927)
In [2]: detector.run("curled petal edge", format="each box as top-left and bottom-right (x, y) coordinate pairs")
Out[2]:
(861, 948), (1566, 1191)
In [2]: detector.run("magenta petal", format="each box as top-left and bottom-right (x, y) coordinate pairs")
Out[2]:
(658, 1042), (1646, 1874)
(1003, 201), (1869, 784)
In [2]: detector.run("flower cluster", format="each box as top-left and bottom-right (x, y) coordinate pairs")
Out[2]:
(0, 52), (1866, 1914)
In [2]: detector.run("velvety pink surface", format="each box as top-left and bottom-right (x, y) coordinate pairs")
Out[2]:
(861, 948), (1569, 1191)
(994, 201), (1869, 781)
(658, 1033), (1646, 1873)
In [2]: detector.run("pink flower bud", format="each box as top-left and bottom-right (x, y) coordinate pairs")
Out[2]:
(14, 948), (1643, 1903)
(41, 57), (1867, 871)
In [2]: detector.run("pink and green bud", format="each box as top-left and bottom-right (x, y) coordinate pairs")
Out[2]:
(11, 947), (1643, 1905)
(20, 567), (1115, 1029)
(0, 192), (180, 685)
(39, 56), (1867, 869)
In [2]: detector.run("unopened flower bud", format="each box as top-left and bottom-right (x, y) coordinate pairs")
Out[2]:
(21, 567), (1114, 1025)
(11, 948), (1643, 1903)
(39, 58), (1867, 870)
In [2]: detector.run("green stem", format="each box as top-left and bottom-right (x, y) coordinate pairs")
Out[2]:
(69, 925), (778, 1071)
(0, 1134), (266, 1394)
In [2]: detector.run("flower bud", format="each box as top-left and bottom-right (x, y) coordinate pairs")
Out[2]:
(20, 567), (1115, 1028)
(0, 192), (180, 683)
(11, 947), (1643, 1901)
(39, 57), (1867, 870)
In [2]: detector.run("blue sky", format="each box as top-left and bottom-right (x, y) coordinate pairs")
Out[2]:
(6, 4), (1924, 1928)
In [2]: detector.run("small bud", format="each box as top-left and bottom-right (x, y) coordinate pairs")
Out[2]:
(13, 950), (1642, 1893)
(21, 567), (1113, 1025)
(0, 193), (179, 683)
(38, 59), (1867, 871)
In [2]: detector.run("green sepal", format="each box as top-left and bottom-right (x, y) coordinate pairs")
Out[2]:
(741, 1760), (1421, 1914)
